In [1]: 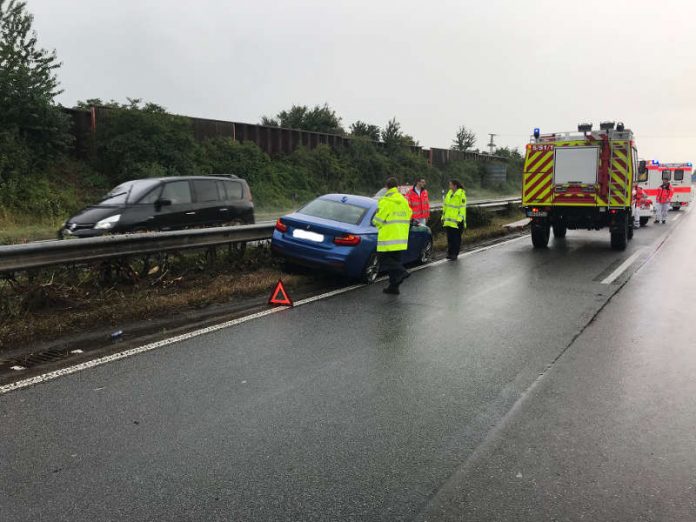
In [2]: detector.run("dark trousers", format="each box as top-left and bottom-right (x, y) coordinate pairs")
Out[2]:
(378, 251), (408, 288)
(446, 226), (462, 258)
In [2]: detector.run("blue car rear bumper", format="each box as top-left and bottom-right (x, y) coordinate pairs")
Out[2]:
(271, 231), (373, 280)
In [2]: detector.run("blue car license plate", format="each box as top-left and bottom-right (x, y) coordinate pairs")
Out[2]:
(292, 229), (325, 242)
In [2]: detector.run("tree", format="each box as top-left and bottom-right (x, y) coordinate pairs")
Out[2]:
(260, 104), (344, 134)
(452, 125), (476, 152)
(0, 0), (70, 161)
(381, 117), (402, 150)
(381, 117), (419, 150)
(260, 115), (279, 127)
(349, 121), (381, 141)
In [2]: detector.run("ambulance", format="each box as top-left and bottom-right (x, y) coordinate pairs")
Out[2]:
(637, 161), (693, 211)
(523, 122), (645, 250)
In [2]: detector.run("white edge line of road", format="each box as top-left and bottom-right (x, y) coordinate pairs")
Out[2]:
(600, 248), (645, 285)
(0, 234), (529, 396)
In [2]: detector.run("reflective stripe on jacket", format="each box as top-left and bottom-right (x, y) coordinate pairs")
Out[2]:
(406, 187), (430, 220)
(656, 185), (673, 203)
(372, 188), (412, 252)
(442, 188), (467, 229)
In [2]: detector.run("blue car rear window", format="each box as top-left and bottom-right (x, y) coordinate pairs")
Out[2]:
(298, 199), (368, 225)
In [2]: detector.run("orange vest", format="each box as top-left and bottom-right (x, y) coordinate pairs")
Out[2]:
(656, 185), (673, 204)
(406, 187), (430, 220)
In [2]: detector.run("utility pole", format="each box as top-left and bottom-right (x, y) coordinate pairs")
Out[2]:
(487, 133), (497, 155)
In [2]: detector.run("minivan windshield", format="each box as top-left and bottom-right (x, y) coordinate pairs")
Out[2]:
(298, 198), (368, 225)
(98, 179), (161, 205)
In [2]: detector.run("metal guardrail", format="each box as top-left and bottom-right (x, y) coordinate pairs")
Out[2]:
(0, 197), (521, 274)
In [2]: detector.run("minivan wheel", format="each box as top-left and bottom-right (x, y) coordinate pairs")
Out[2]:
(362, 253), (380, 283)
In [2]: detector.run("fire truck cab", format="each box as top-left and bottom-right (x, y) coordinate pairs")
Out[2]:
(637, 161), (693, 211)
(523, 122), (645, 250)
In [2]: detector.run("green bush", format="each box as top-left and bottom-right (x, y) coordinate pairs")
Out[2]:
(90, 104), (205, 184)
(466, 206), (493, 228)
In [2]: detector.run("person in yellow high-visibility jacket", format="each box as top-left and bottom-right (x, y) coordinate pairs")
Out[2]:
(372, 177), (412, 294)
(442, 179), (467, 260)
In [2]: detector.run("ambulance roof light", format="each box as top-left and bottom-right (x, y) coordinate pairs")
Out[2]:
(533, 128), (540, 139)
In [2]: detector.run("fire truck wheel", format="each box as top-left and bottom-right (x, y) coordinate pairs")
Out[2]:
(552, 223), (567, 238)
(610, 221), (628, 251)
(627, 223), (634, 240)
(639, 217), (649, 227)
(531, 223), (550, 248)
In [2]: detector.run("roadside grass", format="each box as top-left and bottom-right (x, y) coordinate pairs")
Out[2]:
(0, 245), (315, 351)
(0, 214), (66, 245)
(432, 215), (521, 251)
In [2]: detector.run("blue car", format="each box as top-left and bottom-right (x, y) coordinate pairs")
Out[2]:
(271, 194), (433, 282)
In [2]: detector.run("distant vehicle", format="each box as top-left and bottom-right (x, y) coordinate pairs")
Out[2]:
(59, 175), (254, 238)
(637, 161), (693, 211)
(523, 122), (644, 250)
(271, 193), (432, 282)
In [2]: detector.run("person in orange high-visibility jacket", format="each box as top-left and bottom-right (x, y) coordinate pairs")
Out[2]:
(406, 178), (430, 226)
(372, 177), (412, 295)
(655, 180), (673, 224)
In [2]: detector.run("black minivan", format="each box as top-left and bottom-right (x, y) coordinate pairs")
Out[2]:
(60, 175), (254, 238)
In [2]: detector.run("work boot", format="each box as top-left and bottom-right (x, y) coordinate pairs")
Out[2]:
(654, 220), (660, 224)
(662, 220), (666, 224)
(383, 287), (400, 295)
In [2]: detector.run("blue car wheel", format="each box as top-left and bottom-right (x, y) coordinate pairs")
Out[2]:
(419, 238), (433, 264)
(362, 253), (380, 283)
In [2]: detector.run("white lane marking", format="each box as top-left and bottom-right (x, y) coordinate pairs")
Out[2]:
(0, 234), (529, 396)
(410, 234), (529, 272)
(601, 248), (645, 285)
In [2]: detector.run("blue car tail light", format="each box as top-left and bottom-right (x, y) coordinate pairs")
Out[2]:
(275, 218), (288, 233)
(333, 233), (361, 246)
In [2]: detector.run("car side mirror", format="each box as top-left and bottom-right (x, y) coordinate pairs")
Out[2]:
(638, 160), (647, 175)
(155, 198), (172, 210)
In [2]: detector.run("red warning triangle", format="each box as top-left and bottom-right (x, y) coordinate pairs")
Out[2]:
(269, 279), (293, 306)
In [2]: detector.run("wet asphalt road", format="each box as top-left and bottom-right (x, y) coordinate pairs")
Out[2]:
(1, 212), (694, 521)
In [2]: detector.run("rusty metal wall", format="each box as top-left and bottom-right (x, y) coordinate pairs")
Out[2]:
(64, 107), (505, 165)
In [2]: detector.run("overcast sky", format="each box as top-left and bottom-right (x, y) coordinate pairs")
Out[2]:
(28, 0), (696, 161)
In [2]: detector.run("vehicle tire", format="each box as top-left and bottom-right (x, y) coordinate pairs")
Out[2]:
(627, 222), (634, 240)
(419, 239), (433, 264)
(673, 205), (681, 211)
(531, 223), (550, 248)
(610, 220), (628, 250)
(362, 253), (380, 284)
(552, 223), (567, 238)
(639, 216), (649, 227)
